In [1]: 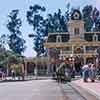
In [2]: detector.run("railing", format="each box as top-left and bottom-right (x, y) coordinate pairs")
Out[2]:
(61, 51), (72, 54)
(86, 50), (95, 53)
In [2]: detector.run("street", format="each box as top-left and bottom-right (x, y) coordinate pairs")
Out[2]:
(0, 79), (99, 100)
(0, 79), (65, 100)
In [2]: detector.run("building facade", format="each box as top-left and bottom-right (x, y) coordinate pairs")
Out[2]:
(44, 9), (100, 65)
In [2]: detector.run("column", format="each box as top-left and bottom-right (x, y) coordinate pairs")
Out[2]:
(84, 57), (86, 64)
(83, 45), (86, 53)
(72, 46), (74, 55)
(21, 63), (24, 74)
(47, 55), (50, 75)
(83, 45), (86, 64)
(24, 61), (27, 76)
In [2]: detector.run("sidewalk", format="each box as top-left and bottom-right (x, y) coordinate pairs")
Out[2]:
(71, 79), (100, 100)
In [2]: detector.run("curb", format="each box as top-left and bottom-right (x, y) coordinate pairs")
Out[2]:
(0, 77), (53, 83)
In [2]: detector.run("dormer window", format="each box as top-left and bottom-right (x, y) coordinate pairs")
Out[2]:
(74, 28), (79, 35)
(71, 9), (82, 20)
(56, 35), (62, 42)
(93, 34), (98, 41)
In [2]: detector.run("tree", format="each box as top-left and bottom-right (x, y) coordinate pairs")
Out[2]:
(7, 9), (26, 55)
(0, 34), (8, 49)
(82, 5), (94, 32)
(82, 5), (100, 32)
(0, 50), (23, 76)
(0, 35), (7, 68)
(95, 17), (100, 31)
(47, 9), (68, 33)
(27, 4), (47, 56)
(27, 4), (70, 56)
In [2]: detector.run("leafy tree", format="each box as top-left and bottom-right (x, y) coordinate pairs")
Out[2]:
(47, 9), (68, 33)
(82, 5), (100, 32)
(27, 4), (70, 56)
(95, 17), (100, 31)
(27, 4), (47, 56)
(0, 49), (24, 76)
(92, 7), (99, 23)
(82, 5), (94, 32)
(7, 9), (26, 55)
(0, 34), (8, 49)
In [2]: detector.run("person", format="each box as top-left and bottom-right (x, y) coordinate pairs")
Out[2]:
(56, 62), (64, 83)
(56, 58), (72, 83)
(82, 64), (90, 82)
(56, 68), (62, 83)
(64, 59), (72, 82)
(11, 69), (16, 80)
(80, 63), (84, 77)
(52, 64), (56, 80)
(89, 64), (97, 82)
(70, 62), (75, 78)
(0, 70), (2, 80)
(34, 67), (38, 79)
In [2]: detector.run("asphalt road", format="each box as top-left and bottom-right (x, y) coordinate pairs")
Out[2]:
(0, 80), (65, 100)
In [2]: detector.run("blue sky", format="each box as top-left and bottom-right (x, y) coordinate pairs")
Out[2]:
(0, 0), (98, 57)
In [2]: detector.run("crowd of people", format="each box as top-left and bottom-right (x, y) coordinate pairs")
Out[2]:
(82, 63), (97, 82)
(53, 58), (99, 83)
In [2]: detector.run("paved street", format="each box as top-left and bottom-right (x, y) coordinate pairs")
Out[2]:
(0, 79), (65, 100)
(0, 79), (99, 100)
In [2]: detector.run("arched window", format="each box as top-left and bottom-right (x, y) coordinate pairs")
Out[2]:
(93, 34), (98, 41)
(74, 28), (79, 35)
(56, 35), (62, 42)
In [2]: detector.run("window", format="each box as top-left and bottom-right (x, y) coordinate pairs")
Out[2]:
(84, 34), (93, 41)
(47, 35), (56, 42)
(62, 34), (70, 42)
(74, 28), (79, 35)
(56, 35), (62, 42)
(93, 34), (98, 41)
(98, 34), (100, 41)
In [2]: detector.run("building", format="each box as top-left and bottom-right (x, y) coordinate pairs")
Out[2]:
(44, 9), (100, 67)
(23, 57), (50, 75)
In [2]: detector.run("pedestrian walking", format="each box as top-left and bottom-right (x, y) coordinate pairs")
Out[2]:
(0, 70), (2, 80)
(89, 64), (97, 82)
(82, 64), (89, 82)
(62, 59), (72, 82)
(34, 67), (38, 79)
(11, 69), (16, 80)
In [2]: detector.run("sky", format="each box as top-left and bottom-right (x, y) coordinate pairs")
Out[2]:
(0, 0), (99, 57)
